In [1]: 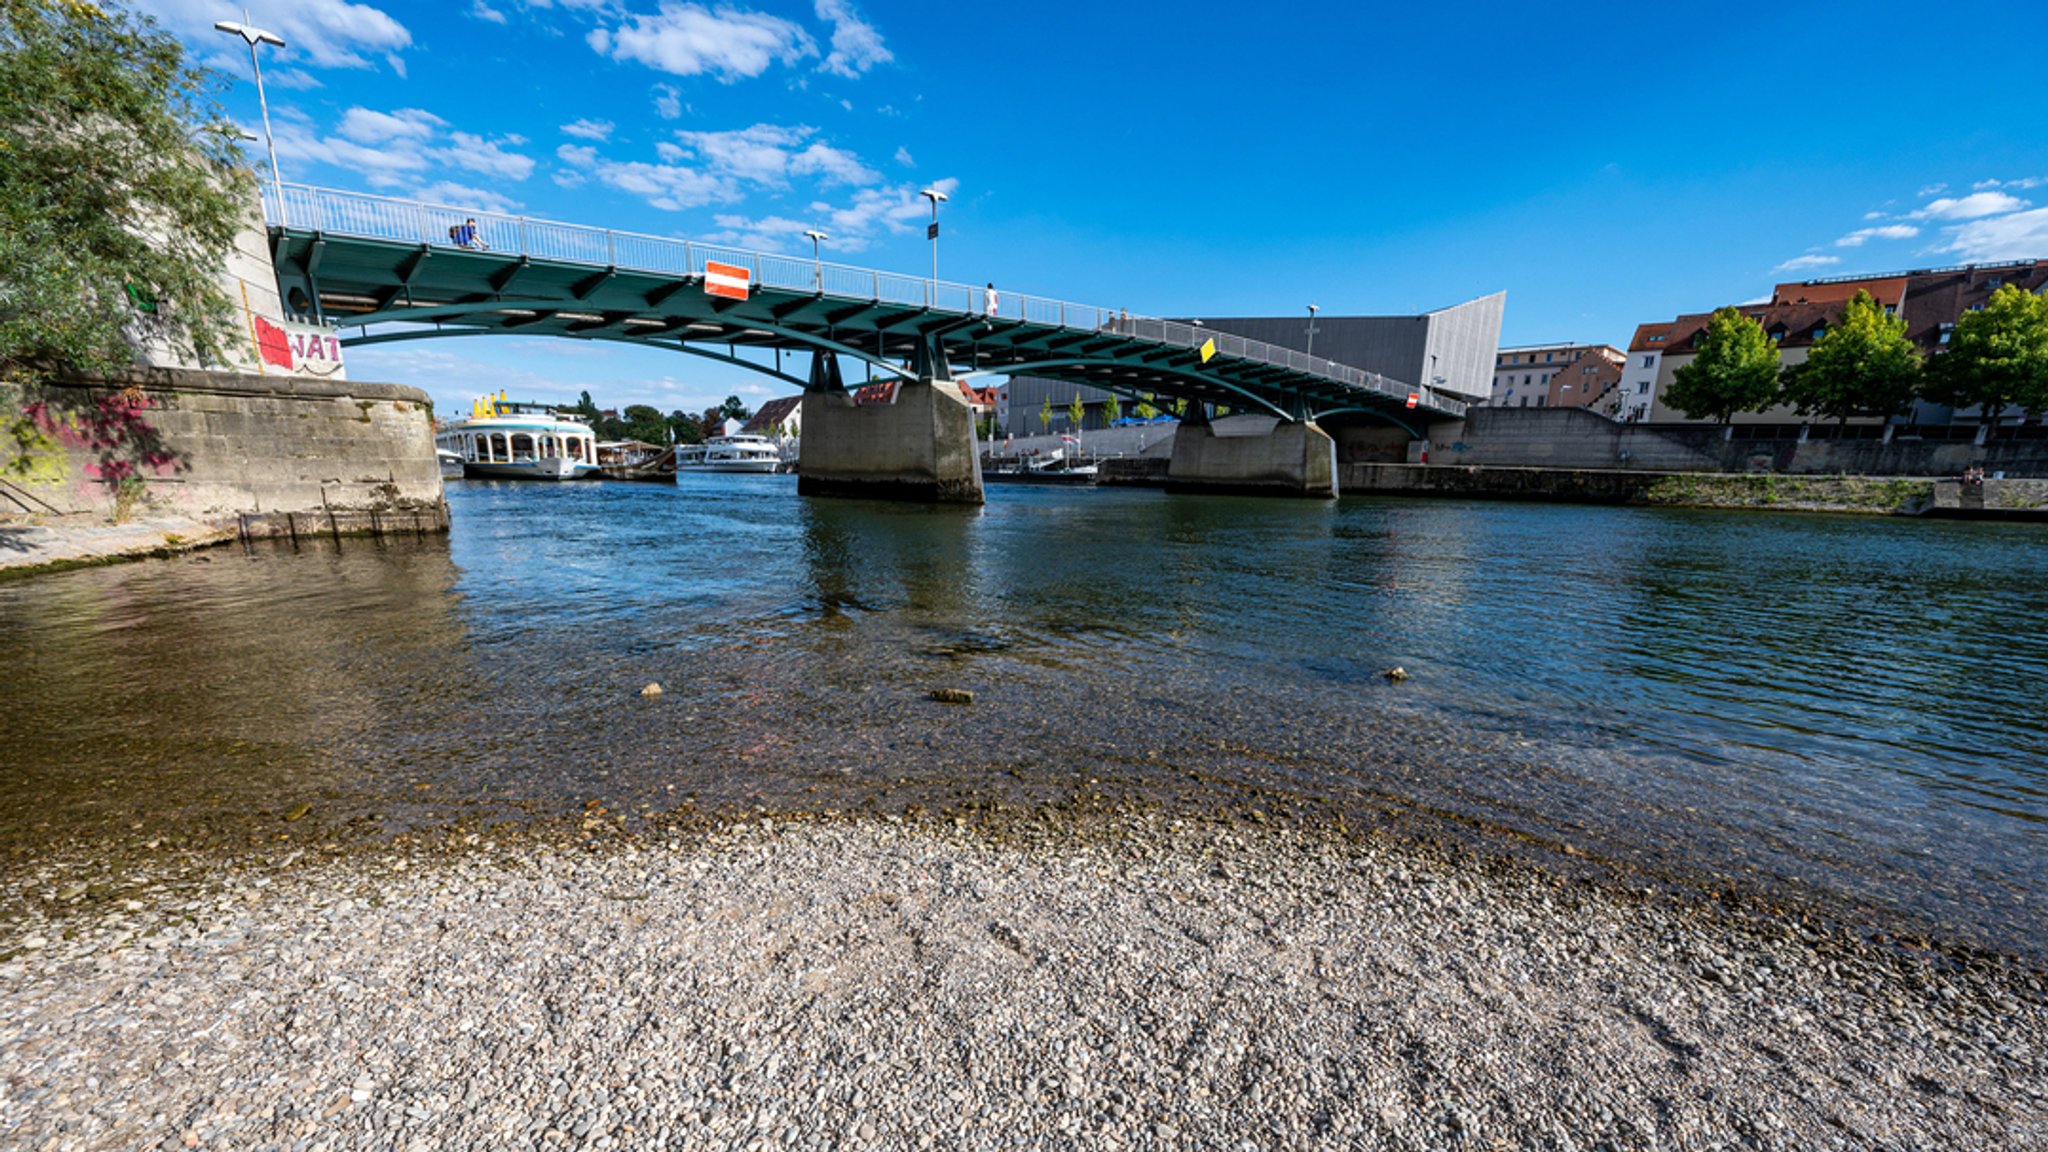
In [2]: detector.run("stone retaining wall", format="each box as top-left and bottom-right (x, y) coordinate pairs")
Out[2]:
(1, 366), (445, 537)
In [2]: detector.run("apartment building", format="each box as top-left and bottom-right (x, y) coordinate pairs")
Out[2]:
(1488, 343), (1624, 410)
(1630, 260), (2048, 424)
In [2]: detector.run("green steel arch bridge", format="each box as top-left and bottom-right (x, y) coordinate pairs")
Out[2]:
(263, 184), (1465, 430)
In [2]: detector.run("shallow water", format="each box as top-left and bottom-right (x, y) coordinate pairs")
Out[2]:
(2, 478), (2044, 956)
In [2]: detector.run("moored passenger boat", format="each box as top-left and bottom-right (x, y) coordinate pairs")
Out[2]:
(435, 395), (601, 481)
(676, 434), (781, 473)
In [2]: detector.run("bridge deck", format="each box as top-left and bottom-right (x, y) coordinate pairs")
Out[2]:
(265, 184), (1465, 422)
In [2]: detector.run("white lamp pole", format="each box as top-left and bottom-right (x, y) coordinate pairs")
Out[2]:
(919, 187), (948, 298)
(215, 15), (288, 224)
(803, 229), (828, 292)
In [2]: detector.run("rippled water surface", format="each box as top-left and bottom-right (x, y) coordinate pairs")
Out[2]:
(3, 479), (2044, 955)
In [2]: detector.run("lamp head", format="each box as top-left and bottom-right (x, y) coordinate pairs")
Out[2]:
(215, 20), (286, 48)
(803, 229), (828, 242)
(919, 188), (949, 205)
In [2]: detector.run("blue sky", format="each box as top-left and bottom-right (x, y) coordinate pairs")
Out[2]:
(155, 0), (2048, 416)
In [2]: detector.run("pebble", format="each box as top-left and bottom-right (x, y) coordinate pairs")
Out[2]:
(0, 815), (2039, 1150)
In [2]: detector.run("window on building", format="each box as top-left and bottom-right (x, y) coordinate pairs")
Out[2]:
(1939, 322), (1954, 344)
(1987, 277), (2003, 290)
(1536, 396), (1547, 407)
(1641, 355), (1654, 368)
(1637, 381), (1649, 394)
(1811, 326), (1825, 339)
(1519, 396), (1529, 407)
(1545, 352), (1554, 362)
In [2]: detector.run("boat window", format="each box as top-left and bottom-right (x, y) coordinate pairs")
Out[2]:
(511, 433), (535, 460)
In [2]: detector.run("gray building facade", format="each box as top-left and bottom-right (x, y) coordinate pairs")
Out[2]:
(1002, 293), (1504, 435)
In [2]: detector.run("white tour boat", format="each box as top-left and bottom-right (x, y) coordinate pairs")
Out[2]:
(676, 433), (782, 473)
(435, 395), (601, 481)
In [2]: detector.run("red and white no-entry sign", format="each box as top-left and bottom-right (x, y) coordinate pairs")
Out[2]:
(704, 260), (751, 300)
(1406, 392), (1419, 409)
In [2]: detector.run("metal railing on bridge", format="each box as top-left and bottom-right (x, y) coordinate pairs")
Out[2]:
(264, 183), (1464, 417)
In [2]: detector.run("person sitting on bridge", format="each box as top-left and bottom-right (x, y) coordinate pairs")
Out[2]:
(450, 218), (488, 251)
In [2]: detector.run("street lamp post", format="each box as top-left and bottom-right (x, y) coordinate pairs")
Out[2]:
(215, 15), (287, 224)
(803, 229), (828, 292)
(919, 187), (948, 301)
(1305, 304), (1320, 361)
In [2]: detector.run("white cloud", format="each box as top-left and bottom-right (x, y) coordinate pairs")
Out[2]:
(557, 144), (601, 167)
(265, 69), (325, 91)
(1973, 177), (2046, 191)
(561, 118), (615, 142)
(338, 107), (445, 144)
(652, 84), (685, 120)
(1773, 255), (1841, 273)
(804, 177), (959, 251)
(815, 0), (891, 78)
(1835, 224), (1919, 247)
(587, 158), (734, 211)
(273, 117), (430, 187)
(701, 213), (815, 252)
(893, 146), (914, 167)
(449, 133), (538, 182)
(470, 1), (509, 24)
(1940, 207), (2048, 263)
(1910, 191), (2030, 221)
(1917, 183), (1948, 197)
(588, 4), (816, 81)
(670, 124), (877, 187)
(416, 182), (524, 214)
(155, 0), (412, 71)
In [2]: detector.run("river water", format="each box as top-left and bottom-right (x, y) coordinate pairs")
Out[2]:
(3, 478), (2044, 957)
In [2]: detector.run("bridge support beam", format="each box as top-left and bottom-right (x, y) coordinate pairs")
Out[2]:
(796, 378), (983, 504)
(1165, 415), (1337, 498)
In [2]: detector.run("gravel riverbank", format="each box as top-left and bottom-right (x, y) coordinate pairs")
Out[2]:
(3, 812), (2042, 1150)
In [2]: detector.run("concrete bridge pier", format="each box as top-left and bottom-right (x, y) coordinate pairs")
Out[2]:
(1165, 414), (1338, 498)
(796, 377), (985, 504)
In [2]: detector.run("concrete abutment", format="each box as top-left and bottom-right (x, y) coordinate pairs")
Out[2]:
(795, 379), (984, 504)
(1164, 416), (1337, 498)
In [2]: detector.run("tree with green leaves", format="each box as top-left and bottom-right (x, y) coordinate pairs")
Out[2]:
(667, 410), (703, 444)
(1066, 394), (1085, 433)
(1924, 284), (2048, 435)
(1778, 290), (1921, 427)
(1102, 392), (1122, 425)
(1, 0), (252, 385)
(1134, 393), (1158, 421)
(1664, 307), (1782, 424)
(621, 404), (669, 445)
(1038, 397), (1051, 435)
(718, 394), (751, 422)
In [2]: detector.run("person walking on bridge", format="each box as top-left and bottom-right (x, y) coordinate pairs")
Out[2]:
(984, 282), (999, 318)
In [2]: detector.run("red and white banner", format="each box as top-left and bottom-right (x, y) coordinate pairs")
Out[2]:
(704, 260), (751, 301)
(250, 314), (346, 377)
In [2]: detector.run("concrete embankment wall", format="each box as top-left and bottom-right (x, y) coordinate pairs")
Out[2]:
(1, 366), (446, 538)
(1334, 408), (2048, 478)
(1340, 464), (2048, 518)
